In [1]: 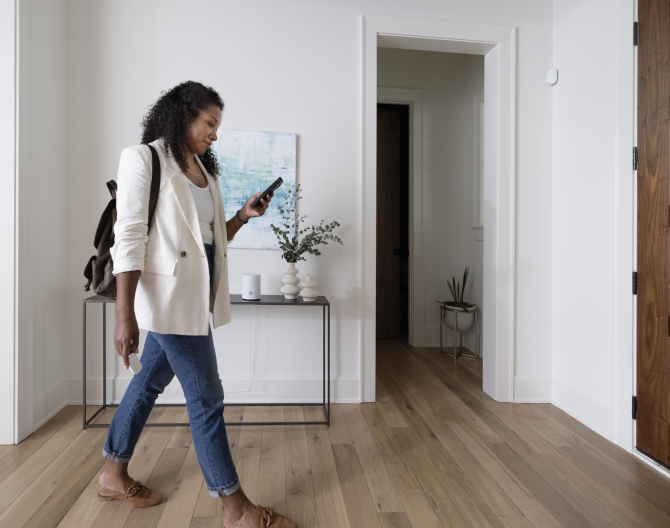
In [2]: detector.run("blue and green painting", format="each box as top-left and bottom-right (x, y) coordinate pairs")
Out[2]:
(212, 129), (296, 250)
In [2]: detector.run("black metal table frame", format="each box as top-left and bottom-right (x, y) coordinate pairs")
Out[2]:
(83, 295), (330, 429)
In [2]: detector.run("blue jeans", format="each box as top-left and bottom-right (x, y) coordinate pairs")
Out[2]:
(103, 242), (240, 497)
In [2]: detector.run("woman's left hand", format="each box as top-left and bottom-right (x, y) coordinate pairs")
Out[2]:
(239, 191), (274, 222)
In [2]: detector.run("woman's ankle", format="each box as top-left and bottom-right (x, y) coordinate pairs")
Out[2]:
(220, 488), (254, 517)
(99, 460), (130, 492)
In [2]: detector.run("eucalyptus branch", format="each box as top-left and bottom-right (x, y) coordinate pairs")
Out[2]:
(270, 184), (343, 263)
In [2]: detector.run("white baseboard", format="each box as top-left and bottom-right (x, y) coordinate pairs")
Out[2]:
(551, 378), (613, 440)
(514, 377), (551, 402)
(33, 379), (67, 430)
(68, 376), (360, 405)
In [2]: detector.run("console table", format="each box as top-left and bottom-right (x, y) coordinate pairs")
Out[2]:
(82, 294), (330, 429)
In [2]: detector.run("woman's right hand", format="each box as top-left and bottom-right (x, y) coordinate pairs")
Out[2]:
(114, 270), (142, 370)
(115, 310), (140, 370)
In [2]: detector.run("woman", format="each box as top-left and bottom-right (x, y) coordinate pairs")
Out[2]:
(98, 81), (297, 528)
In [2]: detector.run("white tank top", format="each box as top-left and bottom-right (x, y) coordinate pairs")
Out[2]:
(186, 177), (215, 245)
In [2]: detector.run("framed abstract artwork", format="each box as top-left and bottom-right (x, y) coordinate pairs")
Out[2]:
(212, 129), (296, 250)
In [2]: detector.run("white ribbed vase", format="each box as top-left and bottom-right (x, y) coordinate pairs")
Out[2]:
(280, 262), (300, 299)
(300, 275), (319, 302)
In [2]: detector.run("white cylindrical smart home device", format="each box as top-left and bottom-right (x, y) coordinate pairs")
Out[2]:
(242, 273), (261, 300)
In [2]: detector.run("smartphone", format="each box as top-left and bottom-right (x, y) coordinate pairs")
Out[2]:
(251, 177), (283, 208)
(128, 353), (143, 375)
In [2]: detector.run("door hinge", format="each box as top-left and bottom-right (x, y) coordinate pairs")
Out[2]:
(633, 271), (637, 295)
(632, 396), (637, 419)
(633, 147), (638, 170)
(634, 22), (639, 46)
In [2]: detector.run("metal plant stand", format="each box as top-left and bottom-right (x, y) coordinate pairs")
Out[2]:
(82, 294), (331, 429)
(439, 303), (479, 359)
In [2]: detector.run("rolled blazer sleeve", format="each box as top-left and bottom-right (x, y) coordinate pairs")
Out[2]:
(111, 146), (152, 275)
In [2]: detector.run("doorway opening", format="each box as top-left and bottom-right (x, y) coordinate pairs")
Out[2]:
(376, 49), (485, 373)
(362, 15), (517, 403)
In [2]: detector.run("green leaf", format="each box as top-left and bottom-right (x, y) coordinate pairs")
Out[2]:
(448, 282), (456, 302)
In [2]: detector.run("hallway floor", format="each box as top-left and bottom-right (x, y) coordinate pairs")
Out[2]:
(1, 339), (669, 527)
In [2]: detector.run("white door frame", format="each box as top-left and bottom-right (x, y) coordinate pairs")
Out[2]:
(1, 0), (33, 445)
(614, 0), (636, 457)
(0, 0), (18, 445)
(377, 88), (424, 348)
(362, 14), (517, 402)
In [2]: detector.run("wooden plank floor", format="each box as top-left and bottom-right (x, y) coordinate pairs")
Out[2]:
(1, 338), (670, 527)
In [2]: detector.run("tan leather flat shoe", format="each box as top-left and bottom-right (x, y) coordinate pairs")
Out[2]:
(253, 504), (298, 527)
(97, 477), (162, 508)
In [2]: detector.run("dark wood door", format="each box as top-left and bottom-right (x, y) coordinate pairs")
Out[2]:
(377, 106), (402, 339)
(637, 0), (670, 466)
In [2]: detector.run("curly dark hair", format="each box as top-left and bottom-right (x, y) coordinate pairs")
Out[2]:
(141, 81), (224, 178)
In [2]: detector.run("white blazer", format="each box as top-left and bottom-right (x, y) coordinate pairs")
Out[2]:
(110, 138), (233, 335)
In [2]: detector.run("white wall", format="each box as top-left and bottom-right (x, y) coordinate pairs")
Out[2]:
(65, 0), (363, 405)
(30, 0), (69, 430)
(0, 0), (68, 443)
(377, 49), (485, 354)
(552, 0), (633, 443)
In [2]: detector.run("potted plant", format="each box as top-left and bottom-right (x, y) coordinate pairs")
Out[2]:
(271, 184), (343, 299)
(436, 266), (477, 331)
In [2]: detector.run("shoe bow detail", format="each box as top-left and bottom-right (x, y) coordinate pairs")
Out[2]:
(260, 506), (275, 527)
(126, 480), (145, 498)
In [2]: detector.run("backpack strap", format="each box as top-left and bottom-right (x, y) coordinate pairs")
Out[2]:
(147, 145), (161, 232)
(106, 180), (117, 199)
